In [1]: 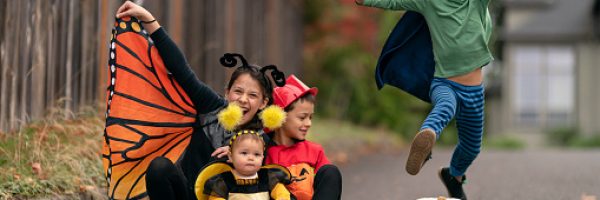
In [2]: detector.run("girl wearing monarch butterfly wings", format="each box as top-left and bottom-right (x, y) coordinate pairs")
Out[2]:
(106, 1), (286, 199)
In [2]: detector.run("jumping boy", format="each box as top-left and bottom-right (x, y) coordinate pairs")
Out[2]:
(356, 0), (493, 199)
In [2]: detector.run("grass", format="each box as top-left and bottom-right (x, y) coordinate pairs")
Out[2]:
(483, 135), (526, 150)
(0, 110), (106, 200)
(546, 127), (600, 148)
(567, 135), (600, 148)
(308, 117), (405, 164)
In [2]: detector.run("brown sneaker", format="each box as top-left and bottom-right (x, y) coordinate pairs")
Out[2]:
(406, 129), (436, 175)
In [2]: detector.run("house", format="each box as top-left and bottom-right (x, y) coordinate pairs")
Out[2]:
(487, 0), (600, 136)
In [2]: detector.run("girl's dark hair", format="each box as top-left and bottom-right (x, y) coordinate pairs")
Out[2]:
(284, 93), (316, 112)
(220, 53), (285, 130)
(227, 65), (274, 104)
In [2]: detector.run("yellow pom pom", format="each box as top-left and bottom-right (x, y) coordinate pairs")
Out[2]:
(259, 105), (287, 130)
(217, 103), (243, 131)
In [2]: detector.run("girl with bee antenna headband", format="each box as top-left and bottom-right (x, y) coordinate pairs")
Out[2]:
(108, 1), (288, 199)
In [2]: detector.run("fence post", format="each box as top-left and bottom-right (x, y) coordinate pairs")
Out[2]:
(31, 0), (46, 120)
(0, 0), (8, 132)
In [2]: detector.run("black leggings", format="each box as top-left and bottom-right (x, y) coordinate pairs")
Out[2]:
(313, 164), (343, 200)
(145, 157), (192, 200)
(146, 127), (217, 200)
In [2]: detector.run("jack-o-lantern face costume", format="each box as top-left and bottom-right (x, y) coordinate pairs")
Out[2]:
(265, 141), (329, 200)
(287, 163), (316, 199)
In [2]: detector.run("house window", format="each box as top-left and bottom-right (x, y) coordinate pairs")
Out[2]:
(511, 45), (575, 127)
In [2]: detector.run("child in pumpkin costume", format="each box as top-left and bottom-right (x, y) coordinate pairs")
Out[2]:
(265, 75), (342, 200)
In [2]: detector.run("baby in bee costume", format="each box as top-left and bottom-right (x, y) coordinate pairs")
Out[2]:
(195, 129), (293, 200)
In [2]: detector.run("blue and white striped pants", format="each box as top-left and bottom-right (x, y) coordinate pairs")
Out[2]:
(421, 78), (485, 177)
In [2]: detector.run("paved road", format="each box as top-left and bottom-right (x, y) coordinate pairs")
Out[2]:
(340, 148), (600, 200)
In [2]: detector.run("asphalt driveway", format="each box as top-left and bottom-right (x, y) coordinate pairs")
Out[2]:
(340, 149), (600, 200)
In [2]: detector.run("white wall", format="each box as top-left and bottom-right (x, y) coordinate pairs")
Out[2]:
(500, 43), (577, 134)
(576, 43), (600, 136)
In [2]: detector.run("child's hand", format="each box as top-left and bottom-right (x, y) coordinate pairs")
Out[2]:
(115, 1), (160, 34)
(211, 146), (230, 158)
(115, 1), (154, 22)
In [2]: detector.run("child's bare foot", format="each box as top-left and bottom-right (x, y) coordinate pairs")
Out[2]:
(406, 129), (436, 175)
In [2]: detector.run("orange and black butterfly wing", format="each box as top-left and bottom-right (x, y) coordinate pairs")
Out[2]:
(102, 17), (197, 200)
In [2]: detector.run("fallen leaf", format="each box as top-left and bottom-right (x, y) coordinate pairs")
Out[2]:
(31, 162), (42, 175)
(31, 162), (46, 179)
(79, 185), (97, 195)
(25, 177), (34, 183)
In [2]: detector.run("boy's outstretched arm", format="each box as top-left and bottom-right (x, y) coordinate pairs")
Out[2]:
(355, 0), (424, 12)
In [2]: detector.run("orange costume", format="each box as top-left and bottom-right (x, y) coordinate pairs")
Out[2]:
(265, 140), (330, 199)
(265, 75), (341, 200)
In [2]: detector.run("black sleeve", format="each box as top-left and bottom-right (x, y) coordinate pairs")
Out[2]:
(267, 168), (292, 186)
(150, 27), (226, 114)
(204, 175), (229, 198)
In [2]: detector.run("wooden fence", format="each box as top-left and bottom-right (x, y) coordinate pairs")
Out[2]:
(0, 0), (303, 132)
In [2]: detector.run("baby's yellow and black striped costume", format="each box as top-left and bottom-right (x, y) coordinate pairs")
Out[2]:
(195, 162), (292, 200)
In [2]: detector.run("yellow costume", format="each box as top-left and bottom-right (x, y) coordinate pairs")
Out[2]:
(195, 162), (292, 200)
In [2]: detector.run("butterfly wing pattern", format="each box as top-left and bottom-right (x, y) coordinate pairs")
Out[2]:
(103, 17), (197, 199)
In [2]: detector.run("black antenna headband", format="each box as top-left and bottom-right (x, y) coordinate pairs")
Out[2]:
(220, 53), (286, 87)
